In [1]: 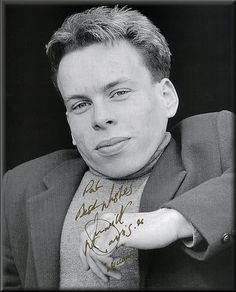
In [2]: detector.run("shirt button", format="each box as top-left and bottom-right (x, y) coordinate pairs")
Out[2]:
(222, 233), (230, 243)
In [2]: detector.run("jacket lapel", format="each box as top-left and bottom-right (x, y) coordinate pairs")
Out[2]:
(139, 138), (187, 212)
(139, 138), (187, 288)
(27, 157), (88, 289)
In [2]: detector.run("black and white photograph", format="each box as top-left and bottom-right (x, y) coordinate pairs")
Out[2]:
(1, 0), (235, 290)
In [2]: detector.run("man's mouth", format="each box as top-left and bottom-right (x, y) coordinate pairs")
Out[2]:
(95, 137), (130, 156)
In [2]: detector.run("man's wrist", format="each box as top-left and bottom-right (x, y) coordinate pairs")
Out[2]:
(163, 208), (193, 240)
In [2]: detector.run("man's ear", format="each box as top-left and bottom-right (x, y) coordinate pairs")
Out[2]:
(66, 111), (77, 146)
(71, 134), (76, 146)
(159, 78), (179, 118)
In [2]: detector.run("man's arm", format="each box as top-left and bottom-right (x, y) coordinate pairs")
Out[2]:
(162, 168), (234, 260)
(162, 110), (234, 260)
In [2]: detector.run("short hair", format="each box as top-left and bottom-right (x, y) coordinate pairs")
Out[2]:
(46, 5), (171, 82)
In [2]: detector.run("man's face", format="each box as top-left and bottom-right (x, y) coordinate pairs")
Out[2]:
(57, 40), (176, 178)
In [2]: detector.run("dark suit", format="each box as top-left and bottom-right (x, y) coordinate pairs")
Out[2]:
(3, 111), (234, 289)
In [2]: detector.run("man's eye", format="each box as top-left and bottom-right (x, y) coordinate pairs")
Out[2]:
(77, 102), (87, 108)
(111, 90), (130, 99)
(72, 101), (91, 113)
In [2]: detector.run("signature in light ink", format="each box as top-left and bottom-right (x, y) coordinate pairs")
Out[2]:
(83, 179), (103, 196)
(83, 201), (144, 256)
(106, 252), (133, 272)
(75, 183), (133, 221)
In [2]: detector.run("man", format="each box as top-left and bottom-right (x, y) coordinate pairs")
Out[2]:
(3, 5), (234, 290)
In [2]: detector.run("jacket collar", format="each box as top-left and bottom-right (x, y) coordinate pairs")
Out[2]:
(27, 137), (186, 289)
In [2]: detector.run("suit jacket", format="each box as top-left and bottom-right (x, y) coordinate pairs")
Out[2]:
(2, 111), (234, 290)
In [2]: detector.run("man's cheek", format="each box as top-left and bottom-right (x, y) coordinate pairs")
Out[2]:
(76, 135), (92, 155)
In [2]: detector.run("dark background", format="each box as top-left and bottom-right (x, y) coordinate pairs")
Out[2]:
(3, 1), (235, 171)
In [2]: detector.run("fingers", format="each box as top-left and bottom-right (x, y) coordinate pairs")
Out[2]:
(95, 258), (122, 280)
(86, 253), (108, 283)
(78, 212), (130, 281)
(79, 244), (89, 270)
(80, 245), (123, 282)
(89, 252), (122, 281)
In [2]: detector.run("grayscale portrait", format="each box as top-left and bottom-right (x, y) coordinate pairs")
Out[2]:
(2, 1), (234, 290)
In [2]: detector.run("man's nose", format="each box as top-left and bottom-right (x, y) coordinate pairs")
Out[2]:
(91, 101), (117, 130)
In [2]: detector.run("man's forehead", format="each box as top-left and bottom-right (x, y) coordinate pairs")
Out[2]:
(58, 40), (146, 74)
(57, 40), (153, 98)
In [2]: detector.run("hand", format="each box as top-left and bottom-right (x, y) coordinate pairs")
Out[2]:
(79, 208), (193, 282)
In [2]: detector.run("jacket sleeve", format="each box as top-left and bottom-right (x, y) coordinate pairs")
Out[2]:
(162, 110), (234, 260)
(2, 171), (23, 289)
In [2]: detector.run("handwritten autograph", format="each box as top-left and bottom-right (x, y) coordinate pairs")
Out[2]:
(75, 181), (133, 221)
(76, 179), (145, 273)
(106, 252), (133, 272)
(83, 179), (103, 196)
(83, 201), (144, 256)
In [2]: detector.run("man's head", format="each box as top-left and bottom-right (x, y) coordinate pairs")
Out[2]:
(46, 6), (178, 178)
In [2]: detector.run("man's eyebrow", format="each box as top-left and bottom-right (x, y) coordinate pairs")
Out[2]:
(64, 94), (88, 103)
(64, 78), (132, 103)
(103, 78), (132, 91)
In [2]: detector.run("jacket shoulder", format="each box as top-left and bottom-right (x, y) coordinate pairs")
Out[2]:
(172, 110), (234, 143)
(171, 110), (234, 174)
(3, 149), (80, 192)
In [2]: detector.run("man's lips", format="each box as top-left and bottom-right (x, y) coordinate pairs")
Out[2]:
(95, 137), (130, 150)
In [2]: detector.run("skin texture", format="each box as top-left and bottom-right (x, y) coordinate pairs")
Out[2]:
(57, 40), (192, 282)
(57, 40), (178, 178)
